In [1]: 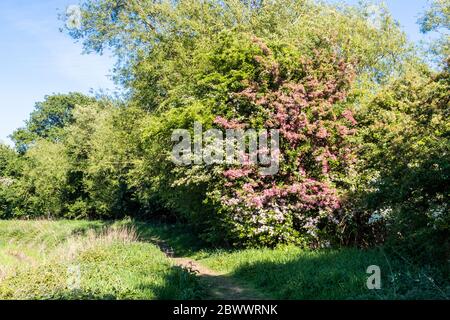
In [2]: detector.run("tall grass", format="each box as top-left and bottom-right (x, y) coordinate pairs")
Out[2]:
(196, 246), (449, 300)
(1, 219), (447, 300)
(0, 220), (203, 300)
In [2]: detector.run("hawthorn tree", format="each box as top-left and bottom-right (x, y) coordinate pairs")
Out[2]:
(61, 0), (412, 245)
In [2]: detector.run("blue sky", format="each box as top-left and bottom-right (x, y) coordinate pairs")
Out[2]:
(0, 0), (435, 145)
(0, 0), (115, 145)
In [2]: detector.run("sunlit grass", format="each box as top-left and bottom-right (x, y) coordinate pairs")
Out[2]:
(0, 219), (447, 300)
(0, 220), (203, 300)
(196, 246), (449, 300)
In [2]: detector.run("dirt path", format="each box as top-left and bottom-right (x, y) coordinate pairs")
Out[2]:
(172, 257), (267, 300)
(156, 241), (266, 300)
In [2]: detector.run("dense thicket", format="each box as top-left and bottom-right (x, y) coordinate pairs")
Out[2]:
(1, 95), (144, 219)
(0, 1), (448, 265)
(358, 59), (450, 264)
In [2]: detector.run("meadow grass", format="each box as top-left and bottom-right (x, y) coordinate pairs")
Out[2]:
(114, 220), (450, 299)
(195, 246), (449, 299)
(129, 221), (449, 300)
(132, 223), (450, 300)
(0, 220), (203, 300)
(0, 219), (448, 300)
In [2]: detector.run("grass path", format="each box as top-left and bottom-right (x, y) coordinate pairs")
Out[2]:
(173, 257), (268, 300)
(156, 241), (268, 300)
(1, 221), (447, 300)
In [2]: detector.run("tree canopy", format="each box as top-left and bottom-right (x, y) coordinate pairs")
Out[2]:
(0, 0), (448, 264)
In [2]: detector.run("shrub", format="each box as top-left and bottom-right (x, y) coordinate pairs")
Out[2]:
(135, 32), (360, 247)
(358, 60), (450, 265)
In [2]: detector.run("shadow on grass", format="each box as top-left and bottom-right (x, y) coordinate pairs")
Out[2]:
(124, 220), (210, 257)
(224, 248), (450, 300)
(52, 221), (450, 300)
(41, 265), (204, 300)
(134, 265), (205, 300)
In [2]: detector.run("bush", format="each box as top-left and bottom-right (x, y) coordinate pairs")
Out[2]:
(133, 32), (360, 247)
(357, 60), (450, 265)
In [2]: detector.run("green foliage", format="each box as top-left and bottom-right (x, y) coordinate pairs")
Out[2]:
(132, 100), (216, 223)
(62, 100), (141, 218)
(420, 0), (450, 33)
(0, 144), (19, 177)
(357, 60), (450, 265)
(419, 0), (450, 60)
(11, 93), (96, 153)
(66, 0), (410, 109)
(3, 96), (145, 219)
(0, 144), (22, 218)
(82, 105), (144, 218)
(20, 140), (71, 217)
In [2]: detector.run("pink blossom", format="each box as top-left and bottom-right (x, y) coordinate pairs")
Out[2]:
(342, 109), (357, 125)
(316, 127), (329, 139)
(249, 196), (264, 208)
(214, 116), (246, 129)
(337, 125), (350, 136)
(223, 168), (251, 180)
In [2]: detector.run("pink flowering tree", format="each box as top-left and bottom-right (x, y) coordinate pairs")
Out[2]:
(200, 34), (358, 246)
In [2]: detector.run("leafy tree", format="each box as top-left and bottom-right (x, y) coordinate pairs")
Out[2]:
(210, 37), (359, 247)
(11, 93), (96, 153)
(420, 0), (449, 33)
(129, 32), (361, 246)
(358, 59), (450, 264)
(0, 144), (21, 218)
(82, 105), (143, 218)
(19, 140), (71, 217)
(59, 0), (413, 246)
(1, 139), (72, 218)
(2, 88), (147, 219)
(0, 144), (19, 177)
(53, 98), (140, 218)
(65, 0), (410, 110)
(419, 0), (450, 60)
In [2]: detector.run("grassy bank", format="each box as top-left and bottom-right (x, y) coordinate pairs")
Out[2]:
(0, 220), (202, 300)
(129, 222), (449, 299)
(196, 247), (449, 299)
(0, 220), (448, 300)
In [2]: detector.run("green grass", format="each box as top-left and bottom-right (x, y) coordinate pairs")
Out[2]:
(0, 220), (203, 300)
(0, 219), (448, 300)
(116, 221), (449, 300)
(195, 246), (449, 299)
